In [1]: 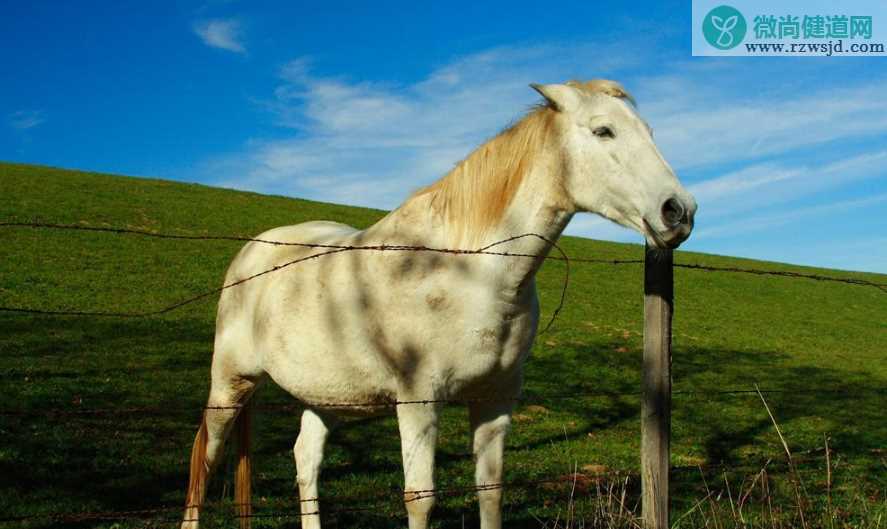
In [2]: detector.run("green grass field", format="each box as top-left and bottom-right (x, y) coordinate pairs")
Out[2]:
(1, 161), (884, 528)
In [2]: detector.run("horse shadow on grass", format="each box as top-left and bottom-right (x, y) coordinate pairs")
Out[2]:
(248, 337), (885, 528)
(1, 312), (885, 528)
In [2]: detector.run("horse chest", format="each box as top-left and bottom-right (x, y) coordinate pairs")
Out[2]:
(436, 293), (539, 390)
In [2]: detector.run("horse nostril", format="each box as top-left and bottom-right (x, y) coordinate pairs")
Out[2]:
(661, 198), (685, 228)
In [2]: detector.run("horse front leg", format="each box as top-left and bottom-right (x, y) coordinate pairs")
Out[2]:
(469, 399), (514, 529)
(294, 409), (334, 529)
(397, 402), (440, 529)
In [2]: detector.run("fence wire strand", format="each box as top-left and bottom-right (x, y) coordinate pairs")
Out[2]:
(0, 454), (848, 526)
(0, 386), (884, 418)
(0, 222), (580, 332)
(1, 222), (883, 298)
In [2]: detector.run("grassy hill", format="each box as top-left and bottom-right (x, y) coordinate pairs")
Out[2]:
(1, 161), (884, 528)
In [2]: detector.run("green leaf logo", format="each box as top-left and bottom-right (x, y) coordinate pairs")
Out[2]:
(703, 5), (747, 50)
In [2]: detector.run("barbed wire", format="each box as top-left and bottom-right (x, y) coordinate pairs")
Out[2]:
(0, 222), (575, 332)
(0, 502), (384, 525)
(0, 386), (883, 418)
(0, 454), (845, 526)
(1, 222), (884, 294)
(0, 473), (603, 525)
(0, 474), (598, 524)
(669, 262), (887, 291)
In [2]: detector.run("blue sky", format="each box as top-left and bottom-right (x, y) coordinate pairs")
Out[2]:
(2, 1), (886, 273)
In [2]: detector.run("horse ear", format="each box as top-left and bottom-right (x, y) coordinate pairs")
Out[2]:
(530, 83), (581, 112)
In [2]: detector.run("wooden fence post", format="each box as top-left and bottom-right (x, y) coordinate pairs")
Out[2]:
(642, 244), (673, 529)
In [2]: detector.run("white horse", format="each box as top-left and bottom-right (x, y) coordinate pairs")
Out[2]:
(181, 79), (696, 529)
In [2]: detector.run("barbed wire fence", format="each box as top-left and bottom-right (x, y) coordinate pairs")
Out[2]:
(0, 454), (851, 527)
(1, 222), (884, 300)
(0, 442), (874, 527)
(0, 221), (884, 527)
(1, 386), (885, 419)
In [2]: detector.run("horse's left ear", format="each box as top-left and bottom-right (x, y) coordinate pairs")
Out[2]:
(530, 83), (581, 112)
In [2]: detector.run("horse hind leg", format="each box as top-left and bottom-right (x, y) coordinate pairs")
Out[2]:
(469, 399), (513, 529)
(294, 409), (335, 529)
(182, 368), (261, 529)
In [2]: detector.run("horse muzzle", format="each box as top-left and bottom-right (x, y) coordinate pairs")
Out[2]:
(645, 196), (696, 249)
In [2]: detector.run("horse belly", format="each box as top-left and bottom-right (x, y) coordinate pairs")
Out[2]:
(257, 295), (399, 413)
(246, 246), (539, 411)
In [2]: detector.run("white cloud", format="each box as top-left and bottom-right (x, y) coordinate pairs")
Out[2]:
(682, 149), (887, 248)
(205, 43), (637, 208)
(690, 164), (800, 203)
(693, 191), (887, 241)
(194, 18), (246, 54)
(197, 43), (887, 260)
(689, 149), (887, 220)
(630, 73), (887, 171)
(9, 110), (46, 130)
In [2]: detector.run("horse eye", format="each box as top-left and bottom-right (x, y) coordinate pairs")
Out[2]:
(593, 126), (615, 139)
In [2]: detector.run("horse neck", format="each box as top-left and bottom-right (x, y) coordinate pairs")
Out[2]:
(376, 115), (575, 290)
(479, 162), (574, 291)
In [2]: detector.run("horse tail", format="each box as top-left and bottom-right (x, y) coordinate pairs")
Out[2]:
(235, 399), (253, 529)
(184, 414), (209, 521)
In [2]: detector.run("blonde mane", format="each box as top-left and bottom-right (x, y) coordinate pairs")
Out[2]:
(409, 79), (633, 245)
(411, 107), (557, 244)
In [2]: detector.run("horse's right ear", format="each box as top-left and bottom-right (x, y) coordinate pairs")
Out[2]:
(530, 83), (581, 112)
